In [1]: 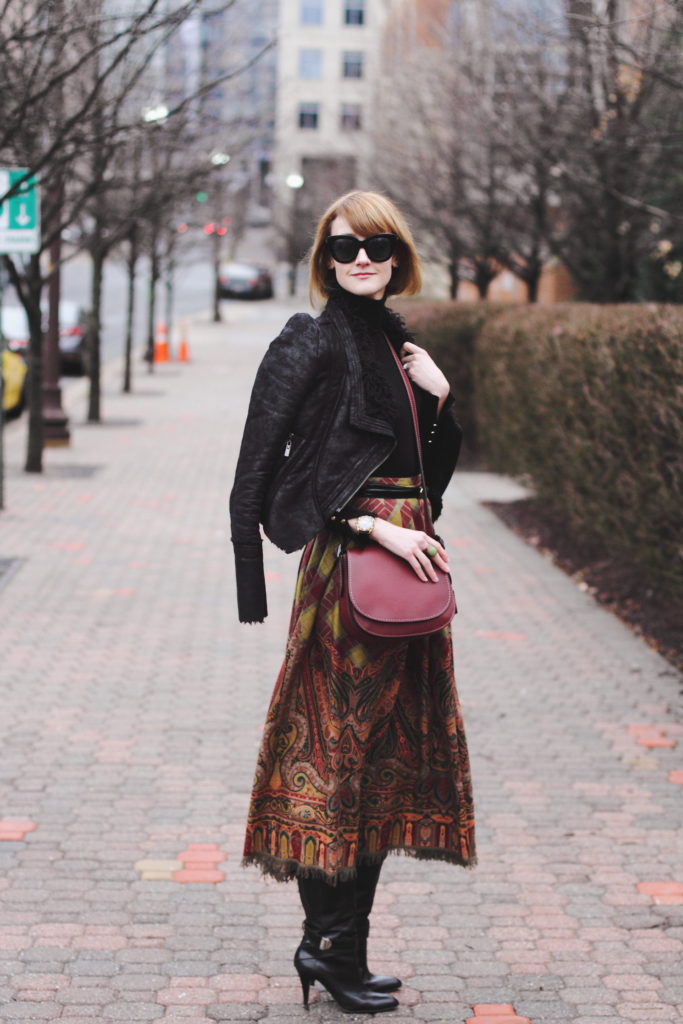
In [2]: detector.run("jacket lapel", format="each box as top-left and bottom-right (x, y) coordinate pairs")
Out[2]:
(326, 304), (396, 439)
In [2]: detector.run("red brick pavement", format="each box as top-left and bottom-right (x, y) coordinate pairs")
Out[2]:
(0, 300), (681, 1023)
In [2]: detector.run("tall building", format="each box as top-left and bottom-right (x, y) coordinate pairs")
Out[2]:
(273, 0), (391, 227)
(211, 1), (278, 209)
(163, 2), (277, 210)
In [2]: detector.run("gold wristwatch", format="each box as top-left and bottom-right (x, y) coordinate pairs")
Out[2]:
(355, 514), (376, 536)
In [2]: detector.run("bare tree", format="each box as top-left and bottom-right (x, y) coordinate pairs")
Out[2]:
(547, 0), (683, 301)
(374, 0), (683, 303)
(1, 0), (274, 468)
(376, 2), (513, 299)
(1, 0), (211, 468)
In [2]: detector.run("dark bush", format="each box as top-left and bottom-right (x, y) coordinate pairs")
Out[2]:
(638, 248), (683, 303)
(400, 299), (683, 599)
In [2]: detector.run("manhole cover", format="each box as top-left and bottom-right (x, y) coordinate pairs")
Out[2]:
(0, 558), (23, 592)
(82, 418), (143, 428)
(6, 463), (102, 479)
(44, 464), (103, 479)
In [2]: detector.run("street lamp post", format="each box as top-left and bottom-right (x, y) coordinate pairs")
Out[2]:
(285, 173), (304, 296)
(42, 199), (70, 445)
(141, 105), (169, 372)
(208, 152), (230, 323)
(42, 24), (69, 448)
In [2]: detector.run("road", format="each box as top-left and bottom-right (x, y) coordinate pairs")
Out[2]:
(61, 251), (219, 365)
(3, 222), (282, 373)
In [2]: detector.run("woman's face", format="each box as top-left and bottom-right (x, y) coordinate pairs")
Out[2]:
(328, 214), (398, 301)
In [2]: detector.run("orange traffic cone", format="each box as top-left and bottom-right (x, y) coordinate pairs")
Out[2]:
(177, 320), (190, 363)
(154, 322), (169, 363)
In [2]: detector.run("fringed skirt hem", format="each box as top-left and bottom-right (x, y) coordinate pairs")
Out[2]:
(242, 844), (477, 886)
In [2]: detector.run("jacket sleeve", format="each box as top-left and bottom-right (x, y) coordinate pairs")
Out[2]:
(229, 313), (322, 623)
(417, 390), (463, 522)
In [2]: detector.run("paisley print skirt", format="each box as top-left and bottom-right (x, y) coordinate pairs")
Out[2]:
(242, 475), (476, 883)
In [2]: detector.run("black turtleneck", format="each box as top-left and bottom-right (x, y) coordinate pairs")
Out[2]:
(325, 286), (418, 477)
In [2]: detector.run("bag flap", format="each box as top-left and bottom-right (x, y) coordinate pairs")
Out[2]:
(345, 545), (453, 624)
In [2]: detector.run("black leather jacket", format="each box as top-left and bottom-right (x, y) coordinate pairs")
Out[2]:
(229, 298), (463, 622)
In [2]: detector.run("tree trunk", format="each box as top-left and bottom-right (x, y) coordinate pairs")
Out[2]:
(525, 254), (543, 303)
(123, 225), (137, 394)
(447, 237), (461, 300)
(526, 272), (540, 303)
(23, 256), (45, 473)
(212, 231), (221, 323)
(145, 226), (160, 373)
(448, 258), (460, 299)
(87, 241), (104, 422)
(165, 252), (175, 355)
(474, 258), (495, 299)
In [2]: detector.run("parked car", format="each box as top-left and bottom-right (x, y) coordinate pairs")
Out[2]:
(56, 300), (88, 375)
(2, 348), (28, 419)
(218, 262), (273, 300)
(1, 305), (30, 353)
(0, 301), (87, 375)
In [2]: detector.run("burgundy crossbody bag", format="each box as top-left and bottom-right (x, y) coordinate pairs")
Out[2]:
(339, 338), (457, 641)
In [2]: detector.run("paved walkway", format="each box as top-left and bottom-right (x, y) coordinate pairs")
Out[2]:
(0, 299), (681, 1024)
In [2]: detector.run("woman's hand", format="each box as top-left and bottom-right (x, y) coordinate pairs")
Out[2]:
(400, 341), (450, 412)
(372, 518), (448, 582)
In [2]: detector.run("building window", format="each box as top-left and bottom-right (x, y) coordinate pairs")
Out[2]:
(301, 0), (323, 25)
(299, 102), (320, 129)
(344, 0), (364, 25)
(299, 48), (323, 79)
(342, 50), (363, 78)
(340, 103), (362, 131)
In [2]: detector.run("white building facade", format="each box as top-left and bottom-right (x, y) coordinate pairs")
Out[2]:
(273, 0), (391, 219)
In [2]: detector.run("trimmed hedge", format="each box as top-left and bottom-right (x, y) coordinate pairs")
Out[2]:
(400, 300), (683, 599)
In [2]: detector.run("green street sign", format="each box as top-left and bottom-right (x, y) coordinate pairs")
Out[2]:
(0, 169), (41, 254)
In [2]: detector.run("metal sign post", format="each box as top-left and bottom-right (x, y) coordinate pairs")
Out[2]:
(0, 168), (41, 507)
(0, 266), (5, 510)
(0, 169), (41, 253)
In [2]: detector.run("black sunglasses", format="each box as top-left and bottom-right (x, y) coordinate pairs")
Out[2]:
(325, 233), (398, 264)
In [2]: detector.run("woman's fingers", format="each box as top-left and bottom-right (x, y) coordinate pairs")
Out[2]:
(424, 536), (448, 562)
(401, 342), (424, 373)
(433, 552), (449, 573)
(409, 554), (430, 582)
(401, 349), (444, 394)
(378, 524), (449, 582)
(424, 554), (439, 583)
(411, 545), (440, 583)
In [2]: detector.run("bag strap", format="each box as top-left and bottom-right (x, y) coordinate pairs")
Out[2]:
(384, 335), (435, 538)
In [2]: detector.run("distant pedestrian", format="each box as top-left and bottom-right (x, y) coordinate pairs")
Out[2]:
(229, 190), (476, 1013)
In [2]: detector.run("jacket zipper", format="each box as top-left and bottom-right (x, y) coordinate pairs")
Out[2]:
(332, 451), (391, 516)
(331, 452), (391, 566)
(284, 433), (293, 457)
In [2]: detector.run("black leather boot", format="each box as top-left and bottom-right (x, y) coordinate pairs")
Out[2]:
(294, 875), (398, 1014)
(356, 860), (402, 992)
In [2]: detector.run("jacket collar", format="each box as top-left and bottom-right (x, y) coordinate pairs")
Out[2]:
(321, 296), (395, 439)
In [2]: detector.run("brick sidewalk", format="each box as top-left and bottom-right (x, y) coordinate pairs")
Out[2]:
(0, 299), (681, 1024)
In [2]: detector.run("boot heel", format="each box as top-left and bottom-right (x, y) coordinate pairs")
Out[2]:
(296, 967), (311, 1009)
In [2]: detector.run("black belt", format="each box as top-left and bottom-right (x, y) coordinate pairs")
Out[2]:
(357, 483), (423, 498)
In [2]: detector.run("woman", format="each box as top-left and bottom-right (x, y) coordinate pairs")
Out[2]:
(230, 191), (475, 1014)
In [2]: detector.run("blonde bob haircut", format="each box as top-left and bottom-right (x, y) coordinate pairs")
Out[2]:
(309, 190), (422, 305)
